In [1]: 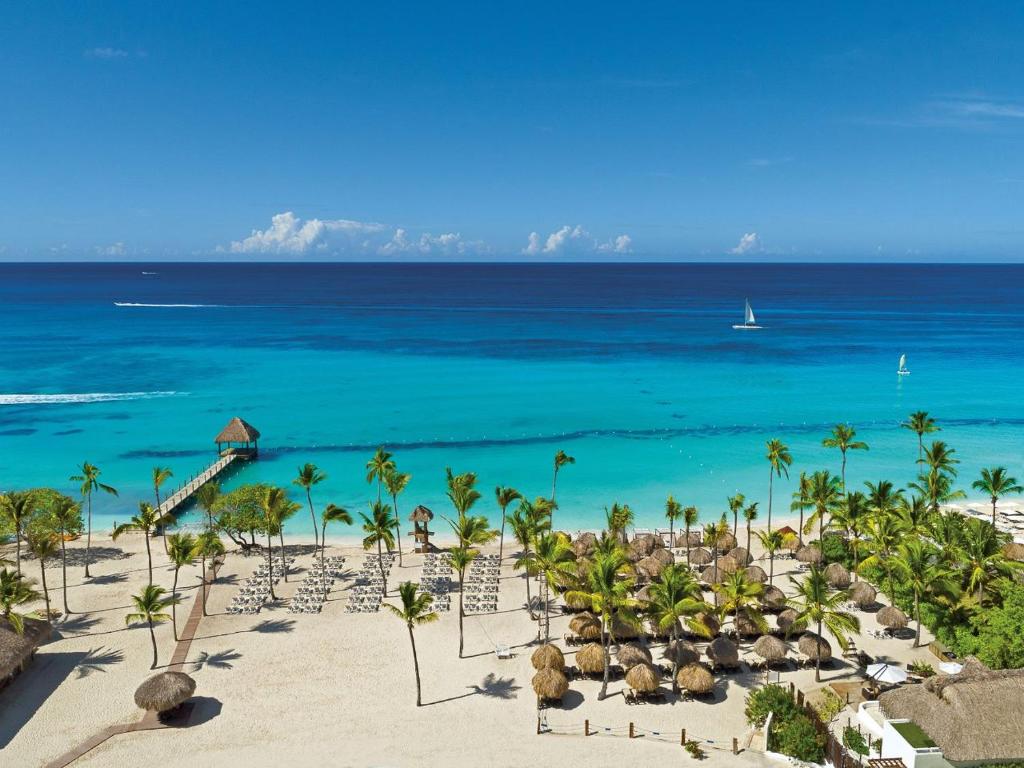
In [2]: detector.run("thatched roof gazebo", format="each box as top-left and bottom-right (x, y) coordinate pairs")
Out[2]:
(877, 605), (909, 629)
(849, 580), (877, 608)
(628, 533), (660, 562)
(134, 671), (196, 713)
(752, 635), (788, 663)
(692, 612), (720, 638)
(569, 612), (602, 641)
(677, 530), (702, 548)
(798, 632), (832, 661)
(617, 643), (653, 669)
(676, 662), (715, 695)
(0, 617), (51, 686)
(700, 566), (722, 585)
(532, 668), (569, 702)
(214, 417), (260, 457)
(573, 532), (598, 558)
(689, 547), (713, 566)
(743, 565), (768, 584)
(717, 532), (737, 552)
(651, 547), (674, 567)
(707, 637), (740, 669)
(761, 585), (786, 611)
(795, 545), (822, 564)
(728, 547), (752, 566)
(532, 644), (565, 671)
(625, 662), (660, 694)
(776, 608), (802, 636)
(824, 562), (851, 589)
(576, 642), (606, 675)
(409, 505), (435, 553)
(664, 640), (700, 666)
(635, 555), (664, 583)
(634, 585), (652, 604)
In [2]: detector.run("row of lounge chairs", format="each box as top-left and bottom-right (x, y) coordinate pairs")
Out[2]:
(226, 556), (295, 614)
(344, 553), (396, 613)
(288, 555), (345, 614)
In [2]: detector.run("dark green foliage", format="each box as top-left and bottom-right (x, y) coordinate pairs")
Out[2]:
(843, 726), (868, 756)
(684, 740), (706, 759)
(818, 534), (853, 568)
(213, 483), (270, 545)
(773, 713), (825, 763)
(908, 660), (935, 678)
(953, 586), (1024, 669)
(745, 684), (798, 728)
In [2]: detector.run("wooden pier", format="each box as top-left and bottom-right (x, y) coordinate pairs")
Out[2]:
(157, 453), (240, 516)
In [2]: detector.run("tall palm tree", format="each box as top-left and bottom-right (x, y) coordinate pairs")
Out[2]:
(755, 528), (793, 584)
(49, 496), (81, 614)
(25, 530), (58, 619)
(447, 510), (498, 550)
(445, 467), (482, 517)
(112, 502), (173, 586)
(151, 466), (174, 551)
(604, 502), (634, 544)
(494, 486), (522, 561)
(805, 470), (842, 544)
(125, 584), (178, 670)
(790, 472), (812, 546)
(786, 566), (859, 682)
(858, 513), (909, 598)
(551, 449), (575, 508)
(506, 500), (549, 619)
(319, 503), (352, 599)
(703, 518), (729, 600)
(896, 495), (932, 538)
(70, 461), (118, 579)
(864, 480), (905, 520)
(646, 564), (708, 691)
(713, 570), (767, 647)
(664, 495), (682, 548)
(360, 501), (397, 596)
(765, 439), (793, 532)
(293, 463), (327, 551)
(927, 510), (966, 568)
(194, 481), (221, 529)
(909, 469), (965, 515)
(384, 469), (411, 566)
(449, 545), (476, 658)
(822, 424), (868, 494)
(743, 502), (759, 555)
(726, 493), (745, 539)
(365, 447), (395, 503)
(166, 532), (196, 641)
(959, 518), (1022, 603)
(902, 411), (940, 463)
(683, 505), (699, 566)
(919, 440), (960, 479)
(0, 568), (39, 634)
(384, 581), (438, 706)
(259, 486), (293, 600)
(564, 548), (637, 700)
(522, 532), (575, 643)
(832, 491), (869, 580)
(0, 491), (36, 576)
(193, 529), (224, 617)
(891, 539), (956, 647)
(972, 467), (1023, 527)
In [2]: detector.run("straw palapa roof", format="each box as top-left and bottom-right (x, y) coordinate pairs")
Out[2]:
(625, 662), (660, 693)
(569, 612), (601, 640)
(616, 642), (652, 669)
(728, 547), (752, 565)
(676, 662), (715, 694)
(849, 580), (877, 607)
(0, 617), (51, 681)
(879, 658), (1024, 762)
(877, 605), (908, 629)
(776, 608), (803, 635)
(795, 545), (822, 564)
(575, 642), (606, 674)
(409, 505), (434, 523)
(824, 562), (851, 588)
(134, 671), (196, 712)
(707, 636), (740, 668)
(650, 547), (674, 567)
(743, 565), (767, 583)
(717, 532), (737, 551)
(572, 532), (597, 558)
(214, 417), (260, 444)
(531, 644), (565, 671)
(689, 547), (713, 566)
(735, 611), (764, 638)
(798, 632), (832, 660)
(611, 616), (641, 640)
(752, 635), (788, 662)
(716, 555), (739, 574)
(664, 640), (700, 666)
(635, 555), (664, 582)
(1001, 542), (1024, 561)
(761, 585), (786, 610)
(692, 612), (720, 637)
(532, 668), (569, 701)
(677, 530), (702, 547)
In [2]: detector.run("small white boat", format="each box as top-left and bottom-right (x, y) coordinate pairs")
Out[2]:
(897, 354), (910, 375)
(732, 299), (762, 330)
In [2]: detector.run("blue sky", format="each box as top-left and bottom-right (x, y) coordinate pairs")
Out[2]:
(2, 2), (1023, 261)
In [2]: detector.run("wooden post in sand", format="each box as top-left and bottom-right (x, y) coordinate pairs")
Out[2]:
(733, 737), (739, 754)
(681, 728), (686, 745)
(629, 722), (635, 738)
(584, 719), (590, 736)
(536, 717), (541, 735)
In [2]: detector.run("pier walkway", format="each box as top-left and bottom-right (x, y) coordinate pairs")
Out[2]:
(157, 453), (240, 516)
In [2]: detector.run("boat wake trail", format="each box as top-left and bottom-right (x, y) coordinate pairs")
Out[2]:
(114, 302), (222, 308)
(0, 392), (184, 405)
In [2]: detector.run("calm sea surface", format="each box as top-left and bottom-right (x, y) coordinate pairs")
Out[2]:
(1, 262), (1022, 533)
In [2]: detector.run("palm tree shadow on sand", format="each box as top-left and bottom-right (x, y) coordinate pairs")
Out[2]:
(74, 646), (126, 678)
(191, 649), (243, 671)
(424, 673), (521, 706)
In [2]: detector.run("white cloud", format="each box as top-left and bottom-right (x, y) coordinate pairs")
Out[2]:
(95, 242), (127, 257)
(729, 232), (761, 255)
(85, 47), (130, 59)
(378, 228), (485, 256)
(522, 225), (633, 256)
(597, 234), (632, 253)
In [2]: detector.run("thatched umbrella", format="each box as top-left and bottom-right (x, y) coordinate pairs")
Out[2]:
(634, 585), (652, 603)
(700, 566), (722, 585)
(651, 547), (675, 567)
(776, 608), (802, 635)
(134, 671), (196, 713)
(409, 505), (434, 548)
(707, 636), (740, 668)
(575, 642), (606, 674)
(761, 585), (786, 611)
(693, 612), (720, 637)
(716, 555), (739, 574)
(677, 530), (702, 548)
(664, 640), (699, 666)
(743, 565), (768, 583)
(1001, 542), (1024, 561)
(617, 642), (653, 669)
(625, 662), (660, 693)
(690, 547), (713, 566)
(735, 612), (765, 638)
(611, 616), (641, 640)
(795, 545), (822, 564)
(717, 532), (737, 551)
(532, 643), (565, 671)
(877, 605), (909, 629)
(676, 662), (715, 695)
(635, 555), (664, 582)
(573, 532), (598, 558)
(629, 534), (658, 562)
(798, 632), (832, 661)
(752, 635), (788, 663)
(849, 580), (877, 608)
(824, 562), (851, 589)
(570, 612), (602, 641)
(728, 547), (753, 566)
(564, 591), (592, 612)
(532, 668), (569, 702)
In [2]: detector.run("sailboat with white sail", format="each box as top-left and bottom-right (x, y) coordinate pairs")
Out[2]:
(732, 299), (762, 330)
(897, 354), (910, 375)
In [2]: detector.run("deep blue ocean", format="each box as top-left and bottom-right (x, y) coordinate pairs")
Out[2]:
(1, 262), (1021, 534)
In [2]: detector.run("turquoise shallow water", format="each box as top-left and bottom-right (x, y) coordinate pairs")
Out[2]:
(1, 262), (1022, 534)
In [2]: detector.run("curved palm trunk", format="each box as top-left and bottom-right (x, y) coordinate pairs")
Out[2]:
(306, 490), (319, 551)
(670, 624), (680, 693)
(156, 487), (169, 555)
(815, 618), (823, 682)
(913, 594), (921, 647)
(60, 534), (70, 614)
(524, 546), (536, 620)
(768, 468), (774, 533)
(458, 573), (465, 657)
(378, 540), (387, 597)
(279, 530), (288, 582)
(392, 494), (403, 567)
(266, 529), (276, 600)
(543, 577), (551, 644)
(598, 614), (612, 700)
(498, 507), (507, 561)
(200, 554), (208, 616)
(171, 568), (180, 641)
(144, 530), (153, 586)
(685, 523), (691, 568)
(148, 618), (158, 669)
(408, 624), (423, 706)
(840, 452), (847, 495)
(85, 492), (93, 579)
(798, 508), (804, 546)
(39, 557), (51, 618)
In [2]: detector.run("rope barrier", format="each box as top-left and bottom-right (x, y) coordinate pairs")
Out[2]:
(538, 717), (739, 752)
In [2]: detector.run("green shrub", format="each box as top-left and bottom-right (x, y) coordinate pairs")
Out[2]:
(819, 534), (852, 568)
(908, 660), (935, 678)
(684, 740), (706, 759)
(745, 684), (798, 728)
(843, 726), (868, 756)
(813, 688), (844, 723)
(773, 713), (825, 763)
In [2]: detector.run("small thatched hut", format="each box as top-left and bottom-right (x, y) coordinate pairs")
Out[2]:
(824, 562), (851, 589)
(625, 662), (660, 693)
(689, 547), (713, 566)
(798, 632), (832, 661)
(573, 532), (598, 558)
(532, 667), (569, 702)
(409, 505), (434, 553)
(716, 555), (739, 574)
(717, 532), (737, 552)
(877, 605), (908, 629)
(664, 640), (700, 666)
(700, 566), (722, 585)
(761, 585), (786, 611)
(650, 547), (674, 567)
(0, 617), (51, 687)
(569, 612), (602, 641)
(692, 612), (720, 638)
(628, 533), (660, 562)
(611, 616), (641, 640)
(849, 580), (877, 608)
(795, 545), (822, 564)
(634, 585), (652, 603)
(743, 565), (768, 583)
(707, 636), (740, 669)
(635, 555), (664, 582)
(728, 547), (753, 566)
(677, 530), (702, 548)
(776, 608), (802, 635)
(735, 611), (765, 638)
(616, 643), (653, 669)
(531, 644), (565, 671)
(214, 417), (260, 456)
(752, 635), (788, 663)
(576, 642), (606, 674)
(134, 671), (196, 713)
(676, 662), (715, 695)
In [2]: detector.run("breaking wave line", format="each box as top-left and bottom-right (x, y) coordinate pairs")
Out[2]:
(0, 391), (184, 405)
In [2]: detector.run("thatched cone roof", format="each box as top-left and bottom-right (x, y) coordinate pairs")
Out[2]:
(752, 635), (788, 662)
(531, 643), (565, 671)
(728, 547), (753, 566)
(776, 608), (803, 635)
(693, 612), (720, 637)
(646, 617), (679, 640)
(798, 632), (832, 660)
(735, 611), (765, 638)
(0, 617), (51, 682)
(628, 533), (661, 562)
(611, 616), (641, 640)
(1001, 542), (1024, 561)
(634, 585), (652, 603)
(849, 580), (877, 608)
(532, 668), (569, 701)
(409, 505), (434, 523)
(795, 545), (822, 564)
(664, 640), (700, 666)
(676, 662), (715, 694)
(572, 532), (598, 558)
(717, 532), (737, 551)
(824, 562), (851, 589)
(616, 642), (653, 669)
(635, 555), (664, 582)
(134, 671), (196, 712)
(625, 662), (660, 693)
(690, 547), (713, 566)
(700, 566), (722, 584)
(743, 565), (768, 583)
(677, 530), (702, 548)
(707, 636), (740, 668)
(716, 555), (739, 574)
(761, 585), (786, 611)
(569, 612), (601, 640)
(564, 591), (592, 612)
(877, 605), (909, 629)
(651, 547), (674, 567)
(576, 642), (606, 674)
(214, 416), (260, 444)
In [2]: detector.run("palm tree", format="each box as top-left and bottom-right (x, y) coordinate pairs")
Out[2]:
(113, 502), (173, 586)
(507, 500), (548, 619)
(790, 472), (812, 546)
(703, 518), (729, 602)
(522, 532), (575, 643)
(494, 486), (522, 561)
(765, 439), (792, 531)
(365, 447), (395, 503)
(891, 539), (956, 647)
(293, 463), (327, 551)
(859, 513), (908, 598)
(49, 496), (81, 614)
(972, 467), (1023, 527)
(70, 461), (118, 579)
(0, 568), (39, 634)
(0, 491), (36, 577)
(683, 505), (699, 566)
(360, 501), (397, 596)
(193, 529), (224, 617)
(727, 493), (745, 539)
(822, 424), (868, 493)
(787, 566), (859, 681)
(448, 545), (476, 657)
(604, 502), (634, 544)
(319, 503), (352, 599)
(664, 495), (682, 548)
(564, 548), (637, 700)
(125, 584), (179, 670)
(25, 530), (58, 619)
(755, 528), (793, 584)
(902, 411), (940, 463)
(743, 502), (759, 554)
(551, 450), (575, 507)
(274, 493), (301, 582)
(645, 564), (708, 691)
(959, 518), (1022, 603)
(166, 533), (196, 641)
(194, 481), (221, 529)
(447, 510), (498, 550)
(384, 581), (439, 706)
(832, 491), (869, 579)
(805, 470), (842, 544)
(713, 570), (767, 647)
(151, 466), (174, 551)
(864, 480), (905, 520)
(445, 467), (482, 517)
(927, 510), (966, 568)
(259, 486), (293, 600)
(896, 495), (932, 538)
(919, 440), (960, 479)
(384, 469), (411, 566)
